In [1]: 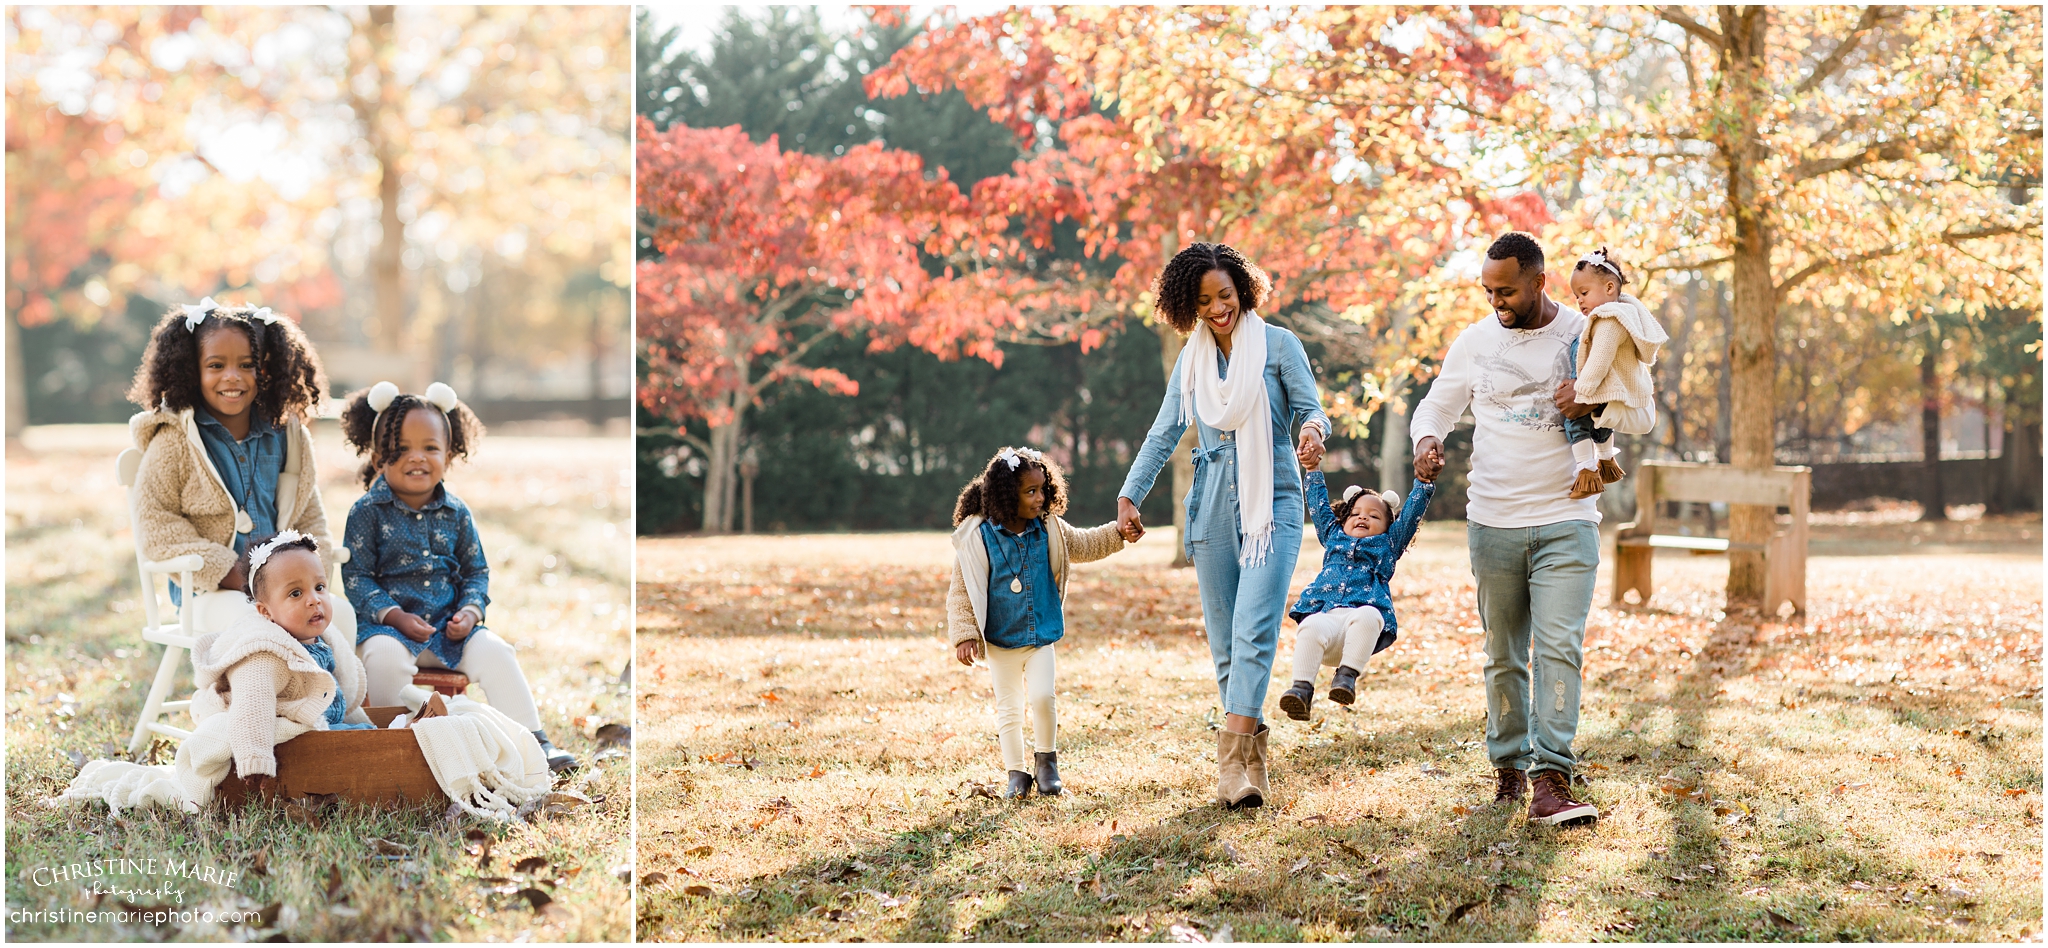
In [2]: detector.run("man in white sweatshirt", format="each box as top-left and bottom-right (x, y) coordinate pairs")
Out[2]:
(1410, 232), (1654, 827)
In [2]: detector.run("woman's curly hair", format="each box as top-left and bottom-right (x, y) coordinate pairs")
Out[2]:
(240, 532), (320, 601)
(1572, 247), (1630, 287)
(1151, 242), (1272, 334)
(952, 447), (1069, 526)
(338, 388), (485, 488)
(126, 305), (328, 424)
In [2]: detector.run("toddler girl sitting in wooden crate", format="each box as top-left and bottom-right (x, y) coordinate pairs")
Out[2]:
(339, 382), (578, 772)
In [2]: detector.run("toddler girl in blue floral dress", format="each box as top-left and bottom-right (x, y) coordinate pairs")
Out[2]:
(1277, 454), (1436, 721)
(339, 381), (576, 772)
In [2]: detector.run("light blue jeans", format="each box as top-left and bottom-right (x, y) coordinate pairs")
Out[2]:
(1190, 484), (1304, 722)
(1468, 520), (1599, 776)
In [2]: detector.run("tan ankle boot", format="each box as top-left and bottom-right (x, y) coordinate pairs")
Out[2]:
(1598, 457), (1626, 483)
(1215, 729), (1253, 807)
(1238, 725), (1270, 809)
(1569, 468), (1605, 500)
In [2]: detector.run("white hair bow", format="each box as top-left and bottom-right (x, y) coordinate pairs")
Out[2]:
(1579, 248), (1623, 281)
(182, 298), (284, 331)
(180, 297), (219, 332)
(997, 446), (1043, 471)
(247, 529), (311, 578)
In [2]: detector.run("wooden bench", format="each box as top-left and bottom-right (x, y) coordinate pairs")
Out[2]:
(1612, 460), (1811, 616)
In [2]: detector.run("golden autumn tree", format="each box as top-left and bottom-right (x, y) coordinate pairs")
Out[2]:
(871, 6), (1548, 554)
(1522, 5), (2042, 604)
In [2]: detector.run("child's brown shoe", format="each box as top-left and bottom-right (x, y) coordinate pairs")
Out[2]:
(1328, 665), (1361, 705)
(1598, 457), (1626, 484)
(1278, 680), (1315, 720)
(1004, 770), (1033, 799)
(1569, 468), (1605, 500)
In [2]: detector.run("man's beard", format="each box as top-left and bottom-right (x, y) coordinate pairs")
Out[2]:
(1496, 298), (1539, 327)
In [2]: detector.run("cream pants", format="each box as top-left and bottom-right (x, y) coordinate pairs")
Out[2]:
(1289, 605), (1386, 685)
(358, 629), (543, 731)
(986, 643), (1056, 773)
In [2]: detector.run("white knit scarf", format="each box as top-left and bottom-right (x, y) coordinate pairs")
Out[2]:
(1181, 309), (1276, 567)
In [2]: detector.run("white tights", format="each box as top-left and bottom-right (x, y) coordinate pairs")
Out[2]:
(986, 643), (1056, 773)
(1289, 606), (1386, 685)
(358, 629), (543, 731)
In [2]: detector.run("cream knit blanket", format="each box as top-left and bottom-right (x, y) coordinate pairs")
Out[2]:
(408, 695), (552, 821)
(46, 710), (314, 814)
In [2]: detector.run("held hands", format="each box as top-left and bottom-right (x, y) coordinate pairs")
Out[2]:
(443, 609), (477, 642)
(390, 610), (437, 643)
(1413, 436), (1446, 484)
(1115, 496), (1146, 543)
(954, 640), (977, 667)
(1295, 425), (1326, 471)
(1554, 378), (1595, 419)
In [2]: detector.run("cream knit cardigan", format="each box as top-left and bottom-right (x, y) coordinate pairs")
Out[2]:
(130, 407), (339, 591)
(1573, 294), (1669, 410)
(946, 515), (1126, 660)
(49, 612), (367, 813)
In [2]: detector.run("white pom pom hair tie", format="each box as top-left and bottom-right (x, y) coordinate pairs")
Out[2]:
(368, 380), (462, 427)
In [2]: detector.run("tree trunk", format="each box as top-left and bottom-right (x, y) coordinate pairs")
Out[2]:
(1714, 277), (1732, 463)
(1719, 6), (1775, 607)
(702, 411), (740, 534)
(1154, 318), (1194, 567)
(6, 308), (27, 438)
(1919, 343), (1946, 521)
(1378, 375), (1411, 494)
(359, 6), (415, 387)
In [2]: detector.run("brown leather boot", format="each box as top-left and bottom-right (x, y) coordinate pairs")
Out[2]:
(1569, 468), (1605, 500)
(1598, 456), (1626, 484)
(1236, 725), (1270, 809)
(1494, 767), (1528, 804)
(1216, 730), (1253, 807)
(1528, 770), (1598, 826)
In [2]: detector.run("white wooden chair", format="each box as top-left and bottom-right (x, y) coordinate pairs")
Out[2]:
(118, 444), (347, 756)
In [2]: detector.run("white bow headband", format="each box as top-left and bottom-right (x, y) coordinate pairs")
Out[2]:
(367, 380), (461, 423)
(997, 446), (1043, 471)
(247, 529), (311, 578)
(1578, 248), (1624, 282)
(182, 297), (282, 332)
(1341, 484), (1402, 517)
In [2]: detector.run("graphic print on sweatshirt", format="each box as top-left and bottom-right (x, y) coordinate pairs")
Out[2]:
(1472, 325), (1576, 432)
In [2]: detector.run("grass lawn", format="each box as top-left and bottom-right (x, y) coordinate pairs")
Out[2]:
(635, 519), (2042, 942)
(5, 423), (633, 942)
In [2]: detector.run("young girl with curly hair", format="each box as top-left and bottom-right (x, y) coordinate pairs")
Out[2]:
(945, 446), (1131, 799)
(338, 381), (577, 772)
(124, 299), (351, 638)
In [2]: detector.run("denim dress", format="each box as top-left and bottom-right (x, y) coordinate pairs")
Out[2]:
(1118, 322), (1330, 720)
(343, 477), (491, 669)
(300, 636), (375, 730)
(1288, 472), (1436, 651)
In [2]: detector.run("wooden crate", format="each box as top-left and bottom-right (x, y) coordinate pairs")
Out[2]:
(217, 706), (447, 807)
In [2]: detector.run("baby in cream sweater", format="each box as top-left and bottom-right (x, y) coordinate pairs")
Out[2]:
(1563, 248), (1669, 499)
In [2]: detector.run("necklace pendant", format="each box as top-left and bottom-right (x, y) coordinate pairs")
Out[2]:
(1009, 578), (1023, 594)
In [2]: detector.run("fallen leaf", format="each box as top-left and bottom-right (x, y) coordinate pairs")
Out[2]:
(1169, 923), (1209, 943)
(807, 765), (826, 778)
(250, 901), (283, 929)
(513, 856), (549, 875)
(683, 884), (713, 897)
(1765, 908), (1801, 929)
(371, 838), (411, 856)
(324, 864), (345, 903)
(1290, 857), (1312, 875)
(1297, 814), (1328, 826)
(248, 847), (270, 877)
(2005, 788), (2027, 797)
(516, 887), (553, 912)
(1445, 899), (1483, 924)
(685, 845), (713, 857)
(642, 872), (668, 887)
(759, 691), (782, 702)
(593, 723), (632, 748)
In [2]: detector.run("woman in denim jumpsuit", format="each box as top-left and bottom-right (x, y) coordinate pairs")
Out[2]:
(1116, 243), (1329, 808)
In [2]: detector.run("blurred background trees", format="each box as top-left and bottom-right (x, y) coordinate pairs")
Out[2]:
(7, 6), (632, 434)
(639, 6), (2041, 546)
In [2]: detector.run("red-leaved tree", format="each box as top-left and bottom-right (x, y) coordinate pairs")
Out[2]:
(638, 118), (1015, 532)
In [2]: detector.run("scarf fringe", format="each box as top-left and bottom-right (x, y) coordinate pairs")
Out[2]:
(1238, 521), (1275, 569)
